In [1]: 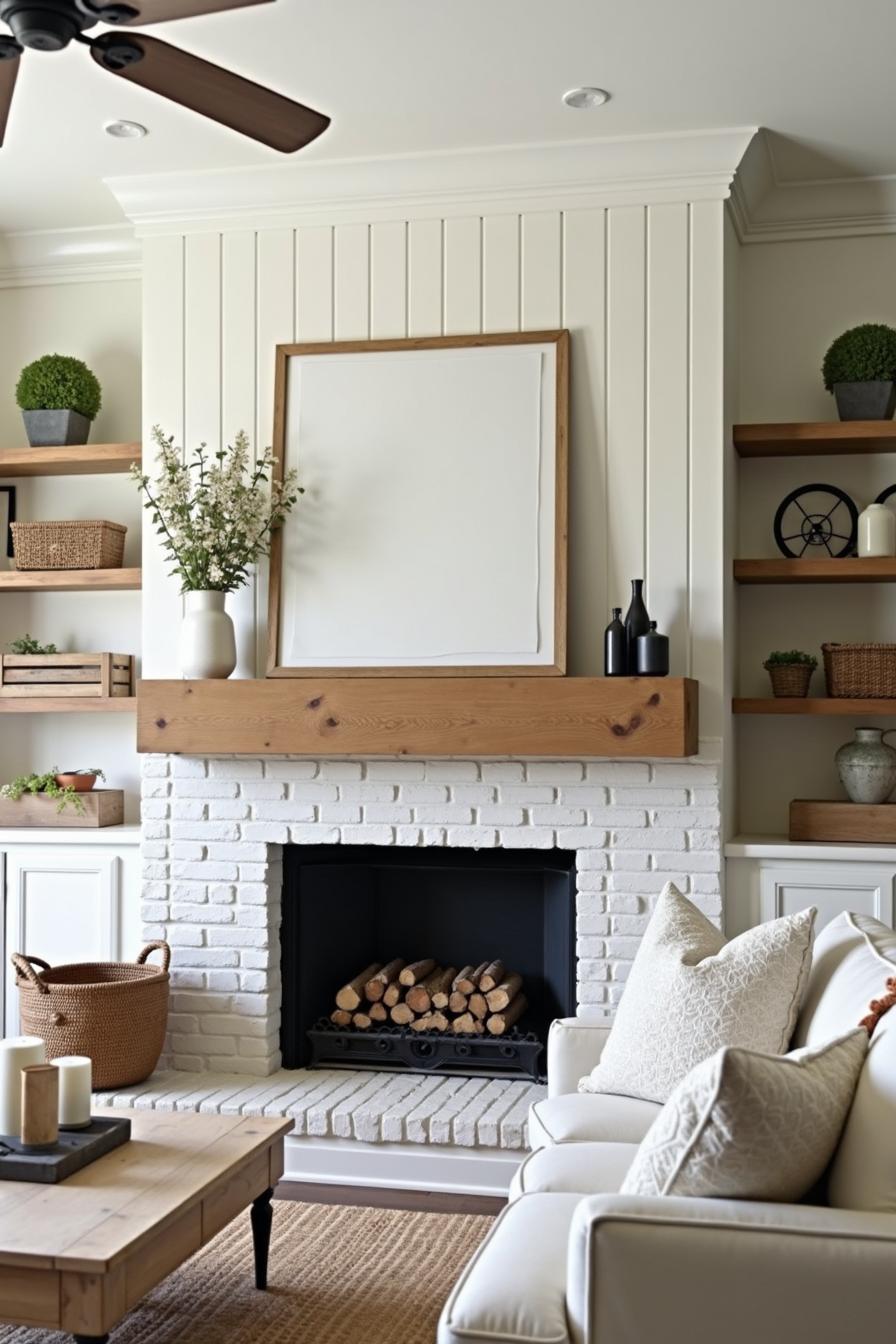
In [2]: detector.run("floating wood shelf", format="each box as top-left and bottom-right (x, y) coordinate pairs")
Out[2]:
(138, 677), (699, 758)
(734, 698), (896, 716)
(0, 443), (140, 477)
(0, 697), (135, 713)
(734, 421), (896, 457)
(0, 568), (141, 592)
(734, 558), (896, 584)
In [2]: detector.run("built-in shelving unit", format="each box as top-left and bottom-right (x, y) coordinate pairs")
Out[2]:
(0, 442), (140, 477)
(0, 568), (141, 592)
(734, 421), (896, 457)
(734, 698), (896, 716)
(734, 557), (896, 584)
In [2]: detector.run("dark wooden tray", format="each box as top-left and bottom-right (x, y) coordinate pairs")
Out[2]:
(0, 1116), (131, 1183)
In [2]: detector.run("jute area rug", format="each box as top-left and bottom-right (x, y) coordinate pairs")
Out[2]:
(0, 1200), (494, 1344)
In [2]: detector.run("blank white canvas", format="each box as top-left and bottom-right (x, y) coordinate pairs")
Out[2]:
(278, 343), (557, 666)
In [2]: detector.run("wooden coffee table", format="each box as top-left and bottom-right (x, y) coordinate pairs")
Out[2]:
(0, 1109), (292, 1341)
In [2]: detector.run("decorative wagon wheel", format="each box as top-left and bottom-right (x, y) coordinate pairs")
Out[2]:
(874, 485), (896, 508)
(773, 483), (858, 558)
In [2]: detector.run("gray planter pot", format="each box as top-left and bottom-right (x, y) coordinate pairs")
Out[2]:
(833, 380), (896, 421)
(21, 409), (92, 447)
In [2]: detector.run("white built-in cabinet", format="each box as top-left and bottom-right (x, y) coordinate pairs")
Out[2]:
(0, 828), (141, 1034)
(725, 840), (896, 937)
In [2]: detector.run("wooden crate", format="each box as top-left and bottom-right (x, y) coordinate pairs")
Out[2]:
(0, 790), (124, 828)
(0, 653), (134, 699)
(789, 798), (896, 844)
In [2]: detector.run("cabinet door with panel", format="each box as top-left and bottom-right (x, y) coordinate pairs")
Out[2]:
(759, 861), (896, 930)
(1, 845), (128, 1034)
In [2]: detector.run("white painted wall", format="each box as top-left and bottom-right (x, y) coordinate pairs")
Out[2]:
(0, 278), (142, 820)
(141, 203), (728, 744)
(736, 235), (896, 833)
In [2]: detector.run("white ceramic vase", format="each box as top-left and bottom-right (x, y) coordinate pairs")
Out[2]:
(857, 502), (896, 557)
(179, 590), (236, 679)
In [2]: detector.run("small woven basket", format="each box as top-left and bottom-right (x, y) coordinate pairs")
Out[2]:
(12, 942), (170, 1089)
(11, 520), (126, 570)
(764, 661), (814, 697)
(822, 643), (896, 699)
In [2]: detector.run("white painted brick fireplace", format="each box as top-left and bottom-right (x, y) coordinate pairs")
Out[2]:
(140, 752), (721, 1075)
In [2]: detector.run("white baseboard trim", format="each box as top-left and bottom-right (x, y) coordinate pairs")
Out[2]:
(282, 1135), (518, 1197)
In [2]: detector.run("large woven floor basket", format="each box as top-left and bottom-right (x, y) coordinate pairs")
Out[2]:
(12, 942), (170, 1089)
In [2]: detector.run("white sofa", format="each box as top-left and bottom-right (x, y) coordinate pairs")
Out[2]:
(438, 912), (896, 1344)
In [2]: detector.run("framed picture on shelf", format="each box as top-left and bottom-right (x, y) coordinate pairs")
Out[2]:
(266, 330), (569, 677)
(0, 487), (15, 571)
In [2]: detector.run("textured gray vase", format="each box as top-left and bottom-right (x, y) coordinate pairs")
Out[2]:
(835, 727), (896, 804)
(833, 381), (896, 421)
(21, 409), (92, 447)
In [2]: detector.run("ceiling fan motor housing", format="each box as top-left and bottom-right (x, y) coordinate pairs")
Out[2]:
(0, 0), (93, 50)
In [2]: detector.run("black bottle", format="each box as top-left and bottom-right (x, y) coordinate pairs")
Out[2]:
(624, 579), (650, 673)
(636, 621), (670, 676)
(603, 607), (627, 676)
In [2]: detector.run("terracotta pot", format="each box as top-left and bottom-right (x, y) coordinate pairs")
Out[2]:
(54, 773), (97, 792)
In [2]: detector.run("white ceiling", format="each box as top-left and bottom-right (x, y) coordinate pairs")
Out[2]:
(1, 0), (895, 233)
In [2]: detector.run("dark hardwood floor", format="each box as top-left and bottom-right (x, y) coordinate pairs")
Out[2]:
(275, 1180), (505, 1216)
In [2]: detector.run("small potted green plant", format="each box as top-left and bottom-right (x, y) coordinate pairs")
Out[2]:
(15, 354), (102, 447)
(822, 323), (896, 421)
(763, 650), (817, 698)
(0, 767), (105, 815)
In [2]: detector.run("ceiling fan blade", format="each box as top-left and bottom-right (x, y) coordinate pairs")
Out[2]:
(93, 0), (274, 27)
(90, 33), (329, 153)
(0, 47), (19, 147)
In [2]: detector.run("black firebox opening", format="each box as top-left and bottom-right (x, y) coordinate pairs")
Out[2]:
(280, 845), (577, 1073)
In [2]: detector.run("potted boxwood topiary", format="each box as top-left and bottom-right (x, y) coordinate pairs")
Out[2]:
(822, 323), (896, 421)
(763, 650), (817, 698)
(15, 354), (102, 447)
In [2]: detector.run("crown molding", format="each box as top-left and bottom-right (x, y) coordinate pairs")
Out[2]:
(729, 130), (896, 244)
(0, 224), (141, 289)
(105, 128), (758, 235)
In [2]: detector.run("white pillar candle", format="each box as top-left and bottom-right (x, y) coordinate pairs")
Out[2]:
(858, 503), (896, 557)
(56, 1056), (93, 1130)
(0, 1036), (46, 1137)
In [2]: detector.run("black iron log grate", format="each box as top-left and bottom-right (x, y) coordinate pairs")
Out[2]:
(307, 1017), (545, 1082)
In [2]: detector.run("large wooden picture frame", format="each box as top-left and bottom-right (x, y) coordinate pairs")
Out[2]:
(267, 331), (568, 678)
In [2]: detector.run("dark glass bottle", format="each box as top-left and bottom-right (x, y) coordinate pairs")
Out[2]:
(624, 579), (650, 673)
(603, 607), (627, 676)
(636, 620), (670, 676)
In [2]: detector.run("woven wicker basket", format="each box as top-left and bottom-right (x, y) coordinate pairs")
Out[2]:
(822, 643), (896, 699)
(11, 520), (126, 571)
(763, 661), (814, 697)
(12, 942), (170, 1089)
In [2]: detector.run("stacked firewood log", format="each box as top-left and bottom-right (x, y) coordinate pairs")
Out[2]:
(330, 959), (527, 1036)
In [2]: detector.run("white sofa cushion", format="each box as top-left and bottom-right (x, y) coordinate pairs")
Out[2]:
(437, 1192), (580, 1344)
(580, 883), (816, 1103)
(621, 1029), (868, 1202)
(510, 1142), (639, 1201)
(793, 910), (896, 1048)
(529, 1092), (662, 1151)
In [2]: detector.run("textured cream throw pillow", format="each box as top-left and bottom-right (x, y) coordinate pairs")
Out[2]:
(621, 1029), (868, 1201)
(580, 883), (815, 1103)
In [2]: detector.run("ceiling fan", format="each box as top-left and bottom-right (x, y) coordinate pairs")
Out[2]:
(0, 0), (330, 151)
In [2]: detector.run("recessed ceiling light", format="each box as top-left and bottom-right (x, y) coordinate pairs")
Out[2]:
(562, 87), (610, 110)
(104, 119), (148, 139)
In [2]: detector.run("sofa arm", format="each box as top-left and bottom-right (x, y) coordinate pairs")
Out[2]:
(547, 1017), (612, 1097)
(566, 1193), (896, 1344)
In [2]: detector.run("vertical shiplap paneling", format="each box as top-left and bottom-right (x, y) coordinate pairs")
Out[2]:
(221, 231), (257, 678)
(482, 215), (520, 333)
(689, 200), (725, 740)
(184, 234), (222, 452)
(407, 219), (442, 336)
(563, 208), (607, 675)
(605, 205), (647, 613)
(295, 225), (334, 341)
(141, 235), (184, 677)
(370, 221), (407, 338)
(443, 217), (482, 335)
(334, 223), (370, 340)
(521, 211), (561, 329)
(646, 203), (689, 676)
(254, 229), (295, 676)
